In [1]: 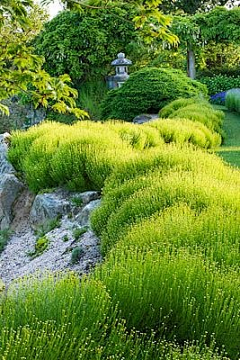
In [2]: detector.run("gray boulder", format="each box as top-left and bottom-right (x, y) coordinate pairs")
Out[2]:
(30, 192), (71, 228)
(75, 199), (101, 227)
(0, 174), (24, 230)
(0, 133), (14, 175)
(70, 191), (100, 206)
(133, 113), (159, 124)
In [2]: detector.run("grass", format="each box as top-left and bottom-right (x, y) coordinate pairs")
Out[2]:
(216, 107), (240, 167)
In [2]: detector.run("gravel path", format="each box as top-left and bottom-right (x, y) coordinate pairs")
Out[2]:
(0, 191), (102, 287)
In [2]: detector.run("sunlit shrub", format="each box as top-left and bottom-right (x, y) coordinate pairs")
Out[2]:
(159, 98), (224, 135)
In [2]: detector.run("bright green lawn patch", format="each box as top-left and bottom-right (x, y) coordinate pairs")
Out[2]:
(216, 108), (240, 167)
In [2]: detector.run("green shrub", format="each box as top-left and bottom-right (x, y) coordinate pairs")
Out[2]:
(9, 121), (134, 193)
(198, 75), (240, 95)
(29, 236), (49, 258)
(71, 246), (84, 264)
(0, 274), (228, 359)
(225, 88), (240, 113)
(101, 67), (208, 121)
(146, 118), (221, 149)
(96, 249), (240, 359)
(102, 144), (232, 197)
(159, 98), (224, 135)
(8, 121), (66, 171)
(114, 203), (240, 268)
(106, 120), (164, 150)
(159, 98), (212, 118)
(99, 170), (240, 254)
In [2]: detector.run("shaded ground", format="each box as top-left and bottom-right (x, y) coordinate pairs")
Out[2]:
(215, 106), (240, 168)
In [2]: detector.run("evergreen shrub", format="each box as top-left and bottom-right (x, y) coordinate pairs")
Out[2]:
(101, 67), (208, 121)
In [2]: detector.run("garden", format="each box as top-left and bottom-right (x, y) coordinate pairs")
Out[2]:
(0, 1), (240, 359)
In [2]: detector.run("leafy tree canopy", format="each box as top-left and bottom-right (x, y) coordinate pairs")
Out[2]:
(159, 0), (235, 15)
(170, 6), (240, 78)
(42, 0), (178, 45)
(172, 7), (240, 48)
(0, 0), (87, 118)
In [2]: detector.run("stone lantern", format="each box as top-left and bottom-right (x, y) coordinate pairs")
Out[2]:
(107, 53), (132, 89)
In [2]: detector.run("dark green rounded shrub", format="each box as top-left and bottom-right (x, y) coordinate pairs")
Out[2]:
(101, 67), (208, 121)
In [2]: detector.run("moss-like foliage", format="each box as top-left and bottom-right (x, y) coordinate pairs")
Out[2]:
(159, 97), (224, 135)
(101, 67), (208, 121)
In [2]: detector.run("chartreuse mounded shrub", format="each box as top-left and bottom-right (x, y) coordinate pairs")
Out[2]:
(9, 121), (136, 193)
(95, 249), (240, 359)
(97, 170), (240, 255)
(111, 204), (240, 268)
(159, 98), (212, 118)
(146, 118), (221, 149)
(106, 121), (163, 150)
(8, 119), (223, 193)
(159, 98), (224, 136)
(5, 120), (240, 359)
(91, 145), (240, 238)
(225, 88), (240, 113)
(100, 67), (208, 121)
(0, 273), (227, 360)
(7, 121), (67, 172)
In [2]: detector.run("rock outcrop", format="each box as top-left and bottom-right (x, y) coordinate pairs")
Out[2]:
(30, 191), (72, 229)
(0, 133), (14, 175)
(0, 133), (24, 230)
(30, 190), (101, 229)
(75, 199), (101, 226)
(0, 174), (24, 230)
(132, 113), (159, 124)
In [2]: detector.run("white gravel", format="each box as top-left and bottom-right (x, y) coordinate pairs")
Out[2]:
(0, 215), (102, 287)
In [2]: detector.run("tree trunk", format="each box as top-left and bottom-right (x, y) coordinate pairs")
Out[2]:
(187, 45), (196, 79)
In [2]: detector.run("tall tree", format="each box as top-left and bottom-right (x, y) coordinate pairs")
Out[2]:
(171, 6), (240, 78)
(0, 0), (87, 118)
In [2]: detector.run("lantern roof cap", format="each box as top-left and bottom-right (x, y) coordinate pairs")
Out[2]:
(111, 52), (132, 66)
